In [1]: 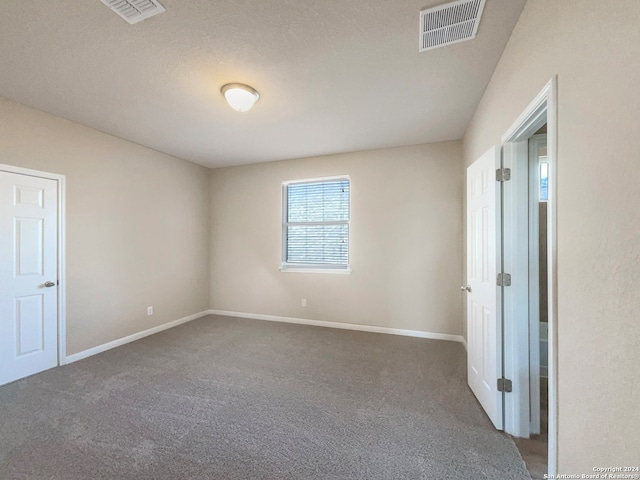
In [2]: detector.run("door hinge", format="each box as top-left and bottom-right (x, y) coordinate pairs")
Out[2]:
(497, 378), (513, 393)
(496, 167), (511, 182)
(497, 273), (511, 287)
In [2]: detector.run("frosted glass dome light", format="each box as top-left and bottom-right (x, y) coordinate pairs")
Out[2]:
(221, 83), (260, 112)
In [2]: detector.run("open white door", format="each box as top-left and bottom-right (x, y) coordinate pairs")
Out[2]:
(465, 146), (503, 429)
(0, 171), (59, 386)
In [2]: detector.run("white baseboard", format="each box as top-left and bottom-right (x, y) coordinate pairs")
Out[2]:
(64, 309), (464, 365)
(64, 310), (211, 364)
(210, 309), (464, 344)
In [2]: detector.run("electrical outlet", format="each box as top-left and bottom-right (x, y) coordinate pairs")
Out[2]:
(301, 298), (307, 307)
(147, 306), (153, 316)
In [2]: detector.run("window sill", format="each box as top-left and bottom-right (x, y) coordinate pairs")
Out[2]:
(279, 266), (352, 275)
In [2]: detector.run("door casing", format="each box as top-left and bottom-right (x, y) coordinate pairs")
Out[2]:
(0, 163), (67, 368)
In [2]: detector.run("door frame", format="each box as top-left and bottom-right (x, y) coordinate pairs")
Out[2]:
(0, 163), (67, 366)
(500, 77), (558, 475)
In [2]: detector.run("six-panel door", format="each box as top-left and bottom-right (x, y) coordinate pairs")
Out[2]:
(466, 147), (502, 429)
(0, 171), (58, 386)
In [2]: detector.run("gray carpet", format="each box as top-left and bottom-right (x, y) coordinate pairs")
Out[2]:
(0, 315), (530, 479)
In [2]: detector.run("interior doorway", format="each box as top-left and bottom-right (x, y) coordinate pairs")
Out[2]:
(512, 129), (549, 480)
(500, 78), (558, 478)
(528, 131), (549, 438)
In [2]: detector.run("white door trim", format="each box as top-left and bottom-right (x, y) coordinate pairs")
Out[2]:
(0, 163), (67, 366)
(500, 77), (558, 475)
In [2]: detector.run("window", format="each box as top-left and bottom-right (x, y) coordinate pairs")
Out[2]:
(539, 160), (548, 202)
(281, 177), (350, 272)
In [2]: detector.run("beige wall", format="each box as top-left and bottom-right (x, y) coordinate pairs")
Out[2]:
(210, 142), (464, 336)
(463, 0), (640, 473)
(0, 98), (210, 355)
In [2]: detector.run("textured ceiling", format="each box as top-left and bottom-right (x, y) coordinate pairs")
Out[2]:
(0, 0), (525, 168)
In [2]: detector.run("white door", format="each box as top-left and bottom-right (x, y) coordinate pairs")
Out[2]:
(0, 171), (59, 386)
(466, 146), (503, 429)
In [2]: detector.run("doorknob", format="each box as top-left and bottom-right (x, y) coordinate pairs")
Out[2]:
(43, 281), (56, 288)
(460, 285), (472, 293)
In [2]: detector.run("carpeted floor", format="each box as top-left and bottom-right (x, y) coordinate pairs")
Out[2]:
(0, 315), (530, 479)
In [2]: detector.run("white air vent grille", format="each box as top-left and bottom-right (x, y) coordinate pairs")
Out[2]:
(101, 0), (165, 25)
(419, 0), (486, 52)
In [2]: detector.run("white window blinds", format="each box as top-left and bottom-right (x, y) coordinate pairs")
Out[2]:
(283, 178), (350, 269)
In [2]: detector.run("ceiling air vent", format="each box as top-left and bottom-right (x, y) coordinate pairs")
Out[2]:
(101, 0), (165, 25)
(419, 0), (486, 52)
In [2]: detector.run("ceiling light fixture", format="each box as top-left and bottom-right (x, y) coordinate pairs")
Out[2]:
(221, 83), (260, 112)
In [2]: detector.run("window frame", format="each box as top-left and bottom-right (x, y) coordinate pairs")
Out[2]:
(280, 175), (351, 274)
